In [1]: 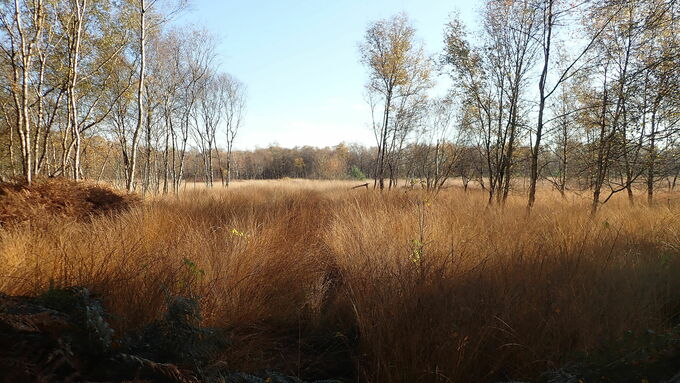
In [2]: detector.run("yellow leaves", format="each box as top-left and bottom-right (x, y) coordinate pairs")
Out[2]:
(361, 13), (428, 90)
(230, 228), (246, 238)
(409, 238), (423, 265)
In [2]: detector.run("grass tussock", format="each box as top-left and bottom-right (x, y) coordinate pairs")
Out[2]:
(1, 179), (679, 382)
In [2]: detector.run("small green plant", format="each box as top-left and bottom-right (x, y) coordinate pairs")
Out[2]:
(409, 238), (424, 265)
(349, 165), (366, 180)
(408, 199), (428, 266)
(178, 257), (205, 293)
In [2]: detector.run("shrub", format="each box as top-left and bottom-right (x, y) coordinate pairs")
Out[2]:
(348, 165), (365, 180)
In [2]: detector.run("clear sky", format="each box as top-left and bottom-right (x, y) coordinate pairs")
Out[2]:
(176, 0), (481, 150)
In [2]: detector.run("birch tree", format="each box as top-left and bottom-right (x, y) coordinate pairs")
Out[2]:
(221, 73), (246, 187)
(360, 13), (430, 190)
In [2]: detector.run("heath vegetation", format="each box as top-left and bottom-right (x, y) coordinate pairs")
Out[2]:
(1, 179), (679, 381)
(1, 0), (680, 381)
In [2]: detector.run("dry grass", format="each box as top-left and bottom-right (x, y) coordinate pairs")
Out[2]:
(1, 179), (679, 382)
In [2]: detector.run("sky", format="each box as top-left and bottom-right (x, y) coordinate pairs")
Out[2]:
(176, 0), (481, 150)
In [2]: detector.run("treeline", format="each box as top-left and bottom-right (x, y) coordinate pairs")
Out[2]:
(34, 137), (374, 186)
(53, 132), (680, 203)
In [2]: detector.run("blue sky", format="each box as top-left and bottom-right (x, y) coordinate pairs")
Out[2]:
(176, 0), (480, 150)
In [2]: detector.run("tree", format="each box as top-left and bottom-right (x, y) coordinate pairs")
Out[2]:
(0, 0), (48, 184)
(193, 70), (222, 187)
(360, 13), (431, 190)
(221, 73), (246, 187)
(444, 2), (538, 205)
(527, 0), (623, 210)
(124, 0), (186, 192)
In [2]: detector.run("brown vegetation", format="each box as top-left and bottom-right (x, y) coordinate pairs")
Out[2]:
(1, 180), (679, 382)
(0, 178), (139, 226)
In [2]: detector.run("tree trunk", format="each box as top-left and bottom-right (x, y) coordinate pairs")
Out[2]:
(127, 0), (146, 193)
(528, 0), (553, 210)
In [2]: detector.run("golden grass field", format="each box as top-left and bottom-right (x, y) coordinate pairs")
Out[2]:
(1, 179), (680, 382)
